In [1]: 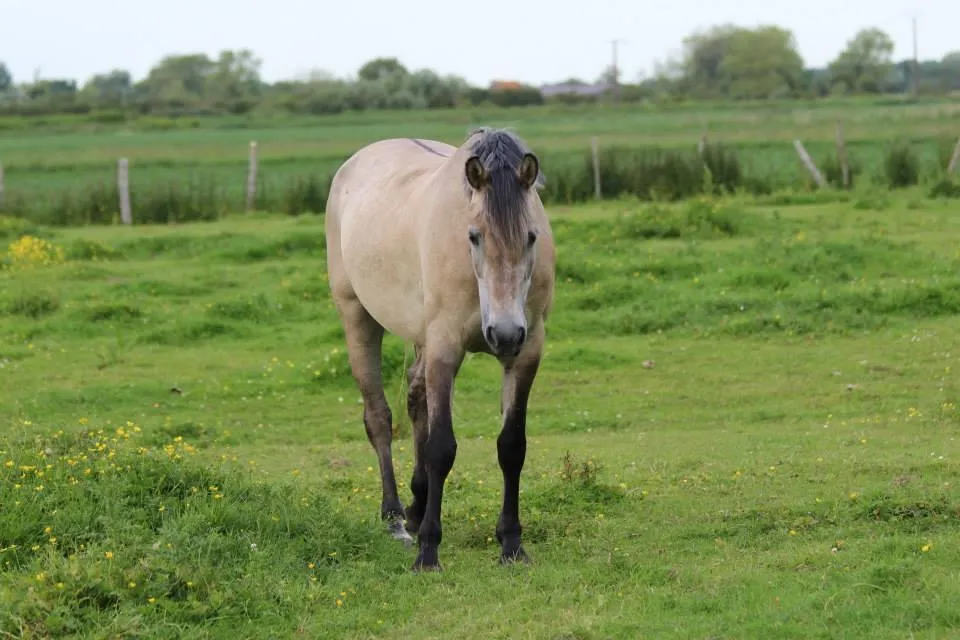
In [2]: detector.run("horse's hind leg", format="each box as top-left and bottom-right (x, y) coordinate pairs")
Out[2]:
(403, 346), (428, 535)
(336, 295), (412, 545)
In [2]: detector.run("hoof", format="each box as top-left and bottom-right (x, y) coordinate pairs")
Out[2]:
(499, 545), (532, 565)
(387, 517), (414, 547)
(411, 546), (441, 573)
(404, 519), (421, 536)
(403, 505), (423, 536)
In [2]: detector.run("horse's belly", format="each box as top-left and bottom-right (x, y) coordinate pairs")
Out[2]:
(348, 262), (423, 342)
(339, 215), (424, 343)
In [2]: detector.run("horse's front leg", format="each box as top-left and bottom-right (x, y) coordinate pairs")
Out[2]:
(495, 324), (543, 564)
(412, 341), (464, 572)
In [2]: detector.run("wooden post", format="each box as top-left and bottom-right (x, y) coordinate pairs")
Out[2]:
(0, 162), (4, 212)
(835, 122), (850, 188)
(793, 140), (828, 189)
(117, 158), (132, 225)
(697, 135), (707, 156)
(948, 137), (960, 175)
(246, 141), (258, 212)
(591, 137), (601, 200)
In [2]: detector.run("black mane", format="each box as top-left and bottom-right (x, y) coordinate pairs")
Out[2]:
(465, 127), (544, 246)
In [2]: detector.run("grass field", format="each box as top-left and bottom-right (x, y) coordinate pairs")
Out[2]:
(1, 99), (959, 224)
(1, 189), (959, 638)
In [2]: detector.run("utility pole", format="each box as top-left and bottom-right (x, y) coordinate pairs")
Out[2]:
(911, 14), (919, 97)
(610, 39), (623, 101)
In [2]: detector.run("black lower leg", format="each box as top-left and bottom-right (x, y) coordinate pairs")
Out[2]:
(405, 461), (427, 534)
(496, 405), (528, 563)
(495, 349), (541, 566)
(414, 427), (457, 571)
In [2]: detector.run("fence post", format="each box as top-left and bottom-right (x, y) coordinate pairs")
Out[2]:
(793, 140), (828, 189)
(0, 161), (4, 212)
(118, 158), (132, 225)
(246, 141), (258, 212)
(948, 137), (960, 175)
(835, 122), (850, 189)
(591, 137), (601, 200)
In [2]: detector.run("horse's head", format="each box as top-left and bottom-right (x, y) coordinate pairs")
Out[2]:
(461, 129), (544, 358)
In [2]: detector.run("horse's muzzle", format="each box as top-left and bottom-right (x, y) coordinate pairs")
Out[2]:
(484, 321), (527, 357)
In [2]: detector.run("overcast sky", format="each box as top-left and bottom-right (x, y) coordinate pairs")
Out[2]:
(2, 0), (955, 87)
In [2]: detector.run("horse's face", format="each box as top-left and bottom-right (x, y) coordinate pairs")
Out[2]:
(464, 152), (541, 358)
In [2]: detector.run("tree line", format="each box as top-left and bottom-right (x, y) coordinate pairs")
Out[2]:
(0, 24), (958, 119)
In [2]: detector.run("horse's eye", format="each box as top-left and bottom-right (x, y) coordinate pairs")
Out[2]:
(468, 228), (481, 246)
(526, 230), (538, 248)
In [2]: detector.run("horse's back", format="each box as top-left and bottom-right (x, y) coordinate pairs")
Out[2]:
(325, 138), (454, 343)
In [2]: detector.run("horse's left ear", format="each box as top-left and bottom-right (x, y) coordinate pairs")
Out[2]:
(517, 153), (539, 189)
(465, 156), (488, 190)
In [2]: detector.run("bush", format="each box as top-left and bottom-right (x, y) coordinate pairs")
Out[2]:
(0, 215), (42, 241)
(700, 142), (743, 193)
(539, 144), (751, 206)
(883, 139), (920, 188)
(929, 177), (960, 199)
(819, 152), (862, 189)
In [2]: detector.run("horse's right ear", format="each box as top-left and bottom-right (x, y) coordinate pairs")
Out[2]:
(465, 156), (488, 190)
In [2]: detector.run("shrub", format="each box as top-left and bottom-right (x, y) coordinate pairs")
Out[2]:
(539, 144), (752, 206)
(883, 139), (920, 189)
(929, 177), (960, 199)
(820, 152), (862, 189)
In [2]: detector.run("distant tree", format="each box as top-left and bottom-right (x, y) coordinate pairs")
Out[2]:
(405, 69), (463, 108)
(674, 24), (805, 98)
(720, 26), (805, 98)
(27, 79), (77, 100)
(150, 54), (214, 93)
(0, 62), (12, 93)
(679, 24), (741, 97)
(81, 69), (132, 105)
(206, 49), (263, 112)
(943, 51), (960, 73)
(357, 57), (408, 82)
(944, 52), (960, 91)
(828, 28), (895, 93)
(804, 67), (832, 97)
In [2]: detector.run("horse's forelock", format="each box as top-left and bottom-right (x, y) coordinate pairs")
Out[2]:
(463, 128), (543, 247)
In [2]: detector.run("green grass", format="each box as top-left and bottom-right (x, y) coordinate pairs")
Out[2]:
(1, 99), (960, 225)
(2, 97), (959, 168)
(2, 193), (960, 638)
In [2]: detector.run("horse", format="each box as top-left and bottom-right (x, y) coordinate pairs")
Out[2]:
(324, 127), (556, 572)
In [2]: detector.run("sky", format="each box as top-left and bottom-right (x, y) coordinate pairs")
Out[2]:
(2, 0), (956, 87)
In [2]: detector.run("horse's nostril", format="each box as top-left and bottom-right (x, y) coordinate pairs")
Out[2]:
(517, 327), (526, 345)
(485, 325), (497, 347)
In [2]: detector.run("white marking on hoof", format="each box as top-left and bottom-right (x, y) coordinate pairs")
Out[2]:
(392, 527), (414, 547)
(387, 518), (415, 547)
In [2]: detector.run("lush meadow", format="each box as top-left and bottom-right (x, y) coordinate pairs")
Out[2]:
(1, 98), (960, 225)
(1, 187), (959, 637)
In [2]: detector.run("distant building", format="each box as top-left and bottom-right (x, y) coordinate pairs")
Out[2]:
(489, 80), (524, 91)
(539, 81), (614, 97)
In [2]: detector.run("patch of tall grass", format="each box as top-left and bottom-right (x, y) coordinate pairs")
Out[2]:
(1, 137), (958, 227)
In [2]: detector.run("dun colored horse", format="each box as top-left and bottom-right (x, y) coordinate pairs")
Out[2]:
(325, 127), (556, 571)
